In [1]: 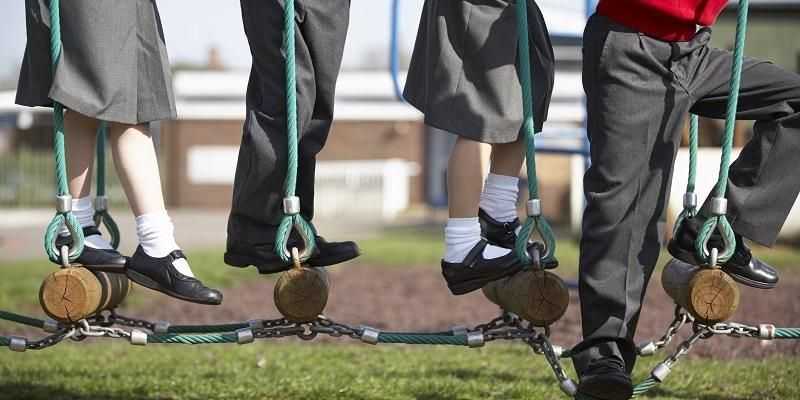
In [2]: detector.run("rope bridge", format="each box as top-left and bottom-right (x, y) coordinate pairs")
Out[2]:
(6, 0), (798, 399)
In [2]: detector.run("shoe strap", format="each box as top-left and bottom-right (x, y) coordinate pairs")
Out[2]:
(167, 249), (188, 262)
(462, 240), (489, 265)
(82, 226), (102, 237)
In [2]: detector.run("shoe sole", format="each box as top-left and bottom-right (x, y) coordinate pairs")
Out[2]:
(447, 264), (523, 296)
(126, 269), (222, 305)
(224, 252), (291, 274)
(667, 242), (777, 289)
(579, 375), (633, 400)
(224, 249), (361, 274)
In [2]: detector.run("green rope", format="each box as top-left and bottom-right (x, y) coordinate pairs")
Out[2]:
(0, 336), (9, 347)
(273, 0), (317, 263)
(377, 333), (468, 346)
(630, 377), (660, 398)
(695, 0), (749, 265)
(92, 122), (121, 249)
(167, 323), (249, 334)
(146, 333), (238, 345)
(672, 114), (699, 239)
(0, 311), (45, 329)
(775, 328), (800, 339)
(513, 0), (557, 267)
(43, 0), (84, 264)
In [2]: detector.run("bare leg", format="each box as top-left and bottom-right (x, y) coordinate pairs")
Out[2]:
(108, 123), (166, 217)
(447, 137), (489, 218)
(64, 111), (100, 198)
(444, 136), (509, 263)
(488, 139), (525, 177)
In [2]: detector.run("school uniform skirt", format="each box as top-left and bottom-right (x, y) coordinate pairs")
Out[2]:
(404, 0), (554, 144)
(16, 0), (176, 125)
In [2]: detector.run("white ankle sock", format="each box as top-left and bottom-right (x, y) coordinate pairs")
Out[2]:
(444, 217), (510, 263)
(58, 196), (112, 250)
(136, 210), (194, 277)
(479, 173), (520, 222)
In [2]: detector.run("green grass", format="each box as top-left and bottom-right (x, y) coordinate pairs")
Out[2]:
(0, 342), (797, 400)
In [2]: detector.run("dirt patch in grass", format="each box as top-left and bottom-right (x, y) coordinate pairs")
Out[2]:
(101, 263), (800, 360)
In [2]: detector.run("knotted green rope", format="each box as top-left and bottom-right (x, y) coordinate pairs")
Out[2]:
(514, 0), (557, 267)
(694, 0), (748, 265)
(43, 0), (84, 264)
(274, 0), (317, 263)
(92, 121), (121, 249)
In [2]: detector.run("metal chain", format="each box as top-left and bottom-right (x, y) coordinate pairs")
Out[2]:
(638, 306), (694, 356)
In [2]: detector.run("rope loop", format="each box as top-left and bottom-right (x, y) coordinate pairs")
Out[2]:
(516, 216), (557, 268)
(695, 215), (736, 265)
(274, 214), (317, 263)
(44, 211), (84, 265)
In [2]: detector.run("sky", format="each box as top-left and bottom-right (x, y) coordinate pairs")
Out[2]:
(0, 0), (587, 84)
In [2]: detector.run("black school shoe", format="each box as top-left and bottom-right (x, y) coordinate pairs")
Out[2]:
(441, 240), (557, 295)
(126, 246), (222, 305)
(54, 226), (127, 272)
(578, 357), (633, 400)
(478, 209), (520, 248)
(225, 236), (360, 274)
(478, 209), (560, 268)
(667, 216), (779, 289)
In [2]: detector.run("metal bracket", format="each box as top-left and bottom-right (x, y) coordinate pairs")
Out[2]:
(236, 328), (255, 345)
(153, 321), (170, 334)
(360, 326), (380, 345)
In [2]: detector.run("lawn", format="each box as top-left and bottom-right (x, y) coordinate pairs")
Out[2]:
(1, 342), (798, 400)
(1, 229), (799, 399)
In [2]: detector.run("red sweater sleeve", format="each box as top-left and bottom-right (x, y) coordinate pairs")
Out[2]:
(597, 0), (729, 41)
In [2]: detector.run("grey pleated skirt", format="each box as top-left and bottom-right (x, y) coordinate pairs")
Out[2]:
(16, 0), (176, 125)
(404, 0), (555, 144)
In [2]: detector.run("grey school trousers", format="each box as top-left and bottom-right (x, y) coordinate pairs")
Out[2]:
(227, 0), (349, 246)
(573, 13), (800, 375)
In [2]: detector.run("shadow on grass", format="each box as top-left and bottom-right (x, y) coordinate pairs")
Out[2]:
(0, 383), (144, 400)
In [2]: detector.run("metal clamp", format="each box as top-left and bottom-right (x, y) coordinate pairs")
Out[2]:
(651, 362), (671, 382)
(559, 379), (579, 396)
(236, 328), (255, 345)
(526, 199), (542, 217)
(283, 196), (301, 215)
(710, 197), (728, 216)
(9, 336), (27, 352)
(247, 319), (265, 330)
(451, 325), (468, 336)
(467, 331), (485, 348)
(153, 321), (170, 334)
(42, 319), (59, 333)
(683, 192), (698, 209)
(94, 196), (109, 212)
(129, 330), (148, 346)
(360, 326), (380, 345)
(56, 194), (72, 213)
(758, 324), (775, 340)
(637, 341), (657, 357)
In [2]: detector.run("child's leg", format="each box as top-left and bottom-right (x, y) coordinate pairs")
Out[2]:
(480, 139), (525, 224)
(61, 111), (113, 250)
(444, 137), (510, 263)
(108, 123), (192, 277)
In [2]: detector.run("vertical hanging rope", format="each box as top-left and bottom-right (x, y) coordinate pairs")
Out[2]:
(672, 114), (699, 239)
(694, 0), (748, 264)
(93, 122), (121, 249)
(43, 0), (84, 264)
(514, 0), (557, 266)
(274, 0), (317, 263)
